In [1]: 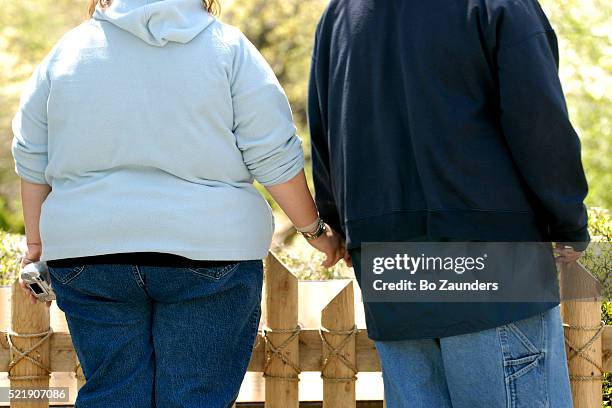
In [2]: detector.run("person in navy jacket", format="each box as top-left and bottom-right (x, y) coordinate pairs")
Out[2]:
(309, 0), (589, 405)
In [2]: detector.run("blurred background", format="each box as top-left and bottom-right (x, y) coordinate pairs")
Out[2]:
(0, 0), (610, 280)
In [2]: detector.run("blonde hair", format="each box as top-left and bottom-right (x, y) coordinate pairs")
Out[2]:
(87, 0), (220, 18)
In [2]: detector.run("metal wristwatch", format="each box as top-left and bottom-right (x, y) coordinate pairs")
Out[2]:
(298, 217), (327, 240)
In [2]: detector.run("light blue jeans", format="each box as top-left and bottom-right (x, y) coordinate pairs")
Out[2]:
(48, 260), (263, 408)
(375, 305), (573, 407)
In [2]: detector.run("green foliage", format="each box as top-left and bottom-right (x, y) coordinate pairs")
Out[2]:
(0, 231), (24, 284)
(540, 0), (612, 209)
(222, 0), (326, 131)
(583, 208), (612, 298)
(589, 207), (612, 407)
(0, 195), (23, 232)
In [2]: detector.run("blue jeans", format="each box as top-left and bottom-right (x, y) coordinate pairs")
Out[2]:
(375, 305), (572, 407)
(48, 260), (263, 408)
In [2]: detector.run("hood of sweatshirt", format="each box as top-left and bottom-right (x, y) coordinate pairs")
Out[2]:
(92, 0), (216, 46)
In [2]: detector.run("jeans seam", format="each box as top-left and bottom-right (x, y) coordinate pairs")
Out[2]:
(249, 304), (261, 350)
(187, 262), (240, 280)
(498, 327), (513, 408)
(49, 264), (87, 285)
(507, 323), (540, 354)
(227, 303), (261, 408)
(504, 354), (543, 382)
(503, 354), (541, 366)
(130, 265), (146, 290)
(542, 312), (550, 407)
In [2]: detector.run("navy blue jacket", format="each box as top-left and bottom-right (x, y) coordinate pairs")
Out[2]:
(308, 0), (589, 251)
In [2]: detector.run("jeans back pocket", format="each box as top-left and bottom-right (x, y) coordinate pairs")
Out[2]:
(187, 262), (241, 280)
(48, 265), (87, 285)
(498, 312), (547, 407)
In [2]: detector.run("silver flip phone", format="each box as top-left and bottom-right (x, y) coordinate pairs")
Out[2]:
(20, 261), (56, 302)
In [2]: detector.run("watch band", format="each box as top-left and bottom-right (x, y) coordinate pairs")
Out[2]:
(299, 217), (327, 240)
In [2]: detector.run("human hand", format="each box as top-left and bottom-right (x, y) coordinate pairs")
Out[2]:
(19, 247), (52, 307)
(554, 243), (583, 264)
(306, 224), (345, 268)
(18, 277), (52, 307)
(343, 249), (353, 268)
(22, 242), (42, 267)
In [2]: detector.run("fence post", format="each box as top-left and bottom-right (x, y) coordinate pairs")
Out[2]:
(9, 279), (52, 408)
(321, 281), (356, 408)
(560, 262), (603, 408)
(264, 253), (299, 408)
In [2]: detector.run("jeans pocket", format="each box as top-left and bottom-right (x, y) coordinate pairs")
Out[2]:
(187, 262), (241, 280)
(498, 313), (548, 407)
(48, 265), (87, 285)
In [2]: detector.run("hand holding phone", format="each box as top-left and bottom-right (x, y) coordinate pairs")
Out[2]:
(20, 261), (56, 303)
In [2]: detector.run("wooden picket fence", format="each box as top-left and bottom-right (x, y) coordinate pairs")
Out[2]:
(0, 252), (608, 407)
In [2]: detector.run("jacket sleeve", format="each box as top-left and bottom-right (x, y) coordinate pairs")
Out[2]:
(308, 37), (343, 236)
(496, 30), (590, 249)
(230, 32), (304, 186)
(11, 58), (51, 185)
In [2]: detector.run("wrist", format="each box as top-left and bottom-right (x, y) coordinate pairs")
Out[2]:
(298, 217), (327, 241)
(26, 242), (42, 258)
(295, 218), (320, 234)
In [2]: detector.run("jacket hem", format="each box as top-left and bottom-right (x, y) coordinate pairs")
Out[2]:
(364, 301), (560, 341)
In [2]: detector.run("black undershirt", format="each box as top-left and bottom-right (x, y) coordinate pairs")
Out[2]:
(46, 252), (235, 268)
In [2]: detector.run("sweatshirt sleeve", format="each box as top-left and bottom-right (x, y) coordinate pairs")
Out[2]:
(11, 58), (51, 185)
(308, 30), (343, 236)
(496, 30), (590, 249)
(230, 32), (304, 186)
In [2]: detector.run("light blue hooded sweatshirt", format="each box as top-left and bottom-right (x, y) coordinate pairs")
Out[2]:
(11, 0), (304, 261)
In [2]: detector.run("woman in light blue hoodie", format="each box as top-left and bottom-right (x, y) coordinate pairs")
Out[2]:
(12, 0), (345, 406)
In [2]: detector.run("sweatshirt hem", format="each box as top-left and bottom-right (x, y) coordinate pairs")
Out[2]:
(41, 246), (269, 262)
